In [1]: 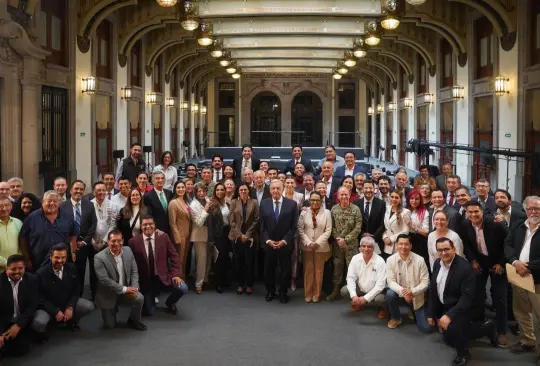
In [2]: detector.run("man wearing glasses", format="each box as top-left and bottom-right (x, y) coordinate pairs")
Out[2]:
(473, 179), (496, 215)
(505, 196), (540, 360)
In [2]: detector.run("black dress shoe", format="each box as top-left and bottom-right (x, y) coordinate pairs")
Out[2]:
(452, 352), (471, 366)
(166, 303), (178, 315)
(279, 293), (289, 304)
(127, 319), (147, 331)
(216, 286), (224, 294)
(265, 292), (275, 302)
(70, 323), (81, 332)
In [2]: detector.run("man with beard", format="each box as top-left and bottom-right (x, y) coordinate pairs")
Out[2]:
(297, 173), (315, 202)
(115, 143), (146, 187)
(505, 196), (540, 360)
(375, 175), (391, 205)
(494, 189), (526, 227)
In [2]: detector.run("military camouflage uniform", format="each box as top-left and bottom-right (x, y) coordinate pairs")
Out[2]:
(330, 204), (363, 285)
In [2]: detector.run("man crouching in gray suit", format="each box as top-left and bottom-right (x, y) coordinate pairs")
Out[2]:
(93, 229), (147, 331)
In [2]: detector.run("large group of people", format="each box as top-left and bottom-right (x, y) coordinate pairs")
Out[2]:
(0, 143), (539, 366)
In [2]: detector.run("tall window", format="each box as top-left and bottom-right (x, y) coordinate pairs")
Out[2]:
(400, 67), (408, 99)
(417, 56), (427, 94)
(96, 20), (112, 79)
(130, 41), (141, 86)
(153, 56), (162, 93)
(531, 1), (540, 66)
(338, 83), (355, 109)
(441, 38), (453, 88)
(475, 16), (494, 79)
(386, 76), (393, 102)
(40, 0), (67, 66)
(171, 67), (178, 97)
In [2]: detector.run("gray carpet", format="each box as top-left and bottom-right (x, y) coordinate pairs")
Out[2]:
(5, 287), (536, 366)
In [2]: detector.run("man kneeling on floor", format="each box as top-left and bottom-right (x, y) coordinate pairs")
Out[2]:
(33, 243), (95, 338)
(385, 234), (431, 332)
(341, 237), (387, 317)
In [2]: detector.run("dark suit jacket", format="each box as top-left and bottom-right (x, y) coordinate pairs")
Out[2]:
(324, 177), (342, 201)
(129, 233), (181, 294)
(334, 164), (367, 180)
(283, 157), (314, 175)
(0, 272), (38, 333)
(353, 197), (386, 251)
(508, 202), (526, 226)
(428, 205), (461, 233)
(232, 157), (261, 178)
(36, 262), (80, 315)
(60, 199), (97, 245)
(505, 219), (540, 283)
(462, 217), (509, 268)
(143, 189), (173, 233)
(472, 196), (497, 216)
(259, 197), (298, 252)
(428, 255), (475, 321)
(251, 185), (271, 205)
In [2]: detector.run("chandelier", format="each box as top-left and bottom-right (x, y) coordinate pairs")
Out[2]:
(156, 0), (178, 7)
(337, 62), (348, 75)
(219, 51), (231, 66)
(381, 0), (402, 30)
(333, 70), (343, 80)
(197, 22), (213, 46)
(210, 40), (224, 58)
(406, 0), (427, 5)
(178, 0), (199, 31)
(232, 70), (241, 79)
(353, 38), (368, 58)
(226, 62), (237, 74)
(343, 51), (356, 67)
(364, 20), (381, 46)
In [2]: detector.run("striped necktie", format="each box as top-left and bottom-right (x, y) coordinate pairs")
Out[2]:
(75, 203), (81, 233)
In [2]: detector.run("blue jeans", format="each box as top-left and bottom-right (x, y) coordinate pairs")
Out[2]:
(386, 289), (432, 333)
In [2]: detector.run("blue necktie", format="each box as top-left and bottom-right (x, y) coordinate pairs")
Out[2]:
(75, 203), (81, 234)
(364, 201), (370, 219)
(274, 201), (280, 222)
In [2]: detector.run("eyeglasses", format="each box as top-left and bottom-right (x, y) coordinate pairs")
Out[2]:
(310, 199), (321, 202)
(436, 248), (452, 253)
(526, 207), (540, 213)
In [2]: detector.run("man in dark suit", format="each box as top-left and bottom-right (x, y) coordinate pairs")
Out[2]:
(462, 201), (509, 347)
(319, 161), (342, 201)
(493, 189), (526, 227)
(353, 180), (385, 253)
(0, 255), (38, 358)
(33, 244), (95, 336)
(473, 179), (496, 215)
(334, 151), (368, 180)
(315, 181), (336, 210)
(444, 174), (462, 208)
(60, 180), (97, 294)
(428, 189), (461, 233)
(129, 216), (185, 316)
(435, 163), (453, 191)
(232, 144), (261, 179)
(143, 171), (173, 233)
(297, 173), (315, 202)
(428, 237), (497, 366)
(53, 176), (70, 202)
(251, 170), (271, 205)
(504, 196), (540, 356)
(283, 144), (313, 175)
(259, 180), (299, 303)
(393, 172), (412, 207)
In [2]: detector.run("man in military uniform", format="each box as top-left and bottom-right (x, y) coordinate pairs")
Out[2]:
(327, 187), (363, 301)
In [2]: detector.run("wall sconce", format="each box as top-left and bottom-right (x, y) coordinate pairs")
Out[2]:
(452, 85), (464, 100)
(147, 92), (158, 104)
(180, 101), (189, 110)
(166, 97), (175, 107)
(191, 104), (199, 112)
(403, 98), (413, 108)
(388, 102), (397, 112)
(201, 106), (207, 115)
(376, 104), (383, 114)
(82, 77), (96, 94)
(494, 76), (509, 96)
(423, 93), (434, 104)
(368, 106), (374, 115)
(121, 86), (135, 100)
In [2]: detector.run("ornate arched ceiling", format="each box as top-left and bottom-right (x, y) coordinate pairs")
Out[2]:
(76, 0), (517, 84)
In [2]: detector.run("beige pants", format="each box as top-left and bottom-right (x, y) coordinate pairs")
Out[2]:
(302, 250), (329, 299)
(194, 241), (213, 288)
(513, 284), (540, 348)
(341, 285), (386, 306)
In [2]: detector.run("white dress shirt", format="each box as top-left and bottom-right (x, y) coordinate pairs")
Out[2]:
(71, 198), (82, 217)
(111, 250), (126, 291)
(519, 220), (540, 263)
(436, 258), (454, 304)
(153, 164), (177, 191)
(220, 204), (230, 226)
(8, 277), (21, 320)
(55, 267), (64, 280)
(242, 158), (252, 170)
(345, 252), (387, 302)
(344, 166), (355, 177)
(213, 169), (224, 183)
(323, 177), (333, 198)
(427, 230), (464, 271)
(111, 193), (128, 209)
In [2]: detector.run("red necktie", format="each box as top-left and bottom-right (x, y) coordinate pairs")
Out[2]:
(449, 194), (454, 206)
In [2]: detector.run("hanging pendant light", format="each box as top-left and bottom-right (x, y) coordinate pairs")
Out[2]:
(344, 51), (356, 67)
(197, 22), (213, 46)
(406, 0), (427, 5)
(364, 20), (381, 46)
(210, 40), (224, 58)
(353, 38), (368, 58)
(381, 15), (400, 30)
(178, 0), (200, 31)
(156, 0), (178, 7)
(380, 0), (402, 30)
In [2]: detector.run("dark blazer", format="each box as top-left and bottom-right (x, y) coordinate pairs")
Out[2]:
(87, 189), (119, 201)
(60, 199), (97, 245)
(353, 197), (386, 251)
(428, 205), (461, 233)
(228, 198), (259, 241)
(428, 255), (475, 320)
(505, 219), (540, 283)
(251, 184), (271, 205)
(462, 217), (509, 268)
(129, 233), (181, 294)
(0, 272), (38, 333)
(508, 202), (526, 226)
(259, 197), (298, 252)
(36, 262), (80, 315)
(232, 157), (261, 179)
(324, 177), (342, 201)
(207, 203), (229, 242)
(116, 207), (147, 247)
(333, 164), (367, 180)
(284, 157), (314, 175)
(143, 189), (173, 233)
(472, 196), (497, 216)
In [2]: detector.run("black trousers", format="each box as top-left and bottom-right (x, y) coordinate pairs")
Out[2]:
(213, 226), (231, 287)
(75, 245), (97, 297)
(264, 246), (292, 294)
(233, 238), (256, 288)
(142, 276), (185, 315)
(0, 326), (32, 358)
(441, 313), (493, 357)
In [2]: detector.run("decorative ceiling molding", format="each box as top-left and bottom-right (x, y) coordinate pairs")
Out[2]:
(382, 35), (435, 68)
(144, 24), (194, 67)
(180, 56), (214, 82)
(448, 0), (515, 36)
(350, 69), (383, 90)
(362, 59), (397, 85)
(375, 50), (413, 77)
(166, 47), (208, 77)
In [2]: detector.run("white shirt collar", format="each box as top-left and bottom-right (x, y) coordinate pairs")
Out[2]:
(273, 197), (283, 204)
(8, 277), (21, 285)
(71, 198), (81, 206)
(143, 232), (156, 242)
(110, 249), (123, 258)
(154, 188), (164, 194)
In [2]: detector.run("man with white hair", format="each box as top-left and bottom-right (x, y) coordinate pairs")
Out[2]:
(505, 196), (540, 358)
(7, 177), (24, 203)
(251, 170), (270, 205)
(341, 236), (387, 314)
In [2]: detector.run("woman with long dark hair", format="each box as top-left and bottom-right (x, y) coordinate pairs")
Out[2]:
(207, 182), (231, 293)
(117, 189), (148, 247)
(189, 183), (211, 294)
(168, 180), (191, 279)
(13, 193), (40, 221)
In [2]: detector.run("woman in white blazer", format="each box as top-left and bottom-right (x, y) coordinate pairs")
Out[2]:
(189, 183), (212, 294)
(427, 210), (464, 271)
(297, 192), (332, 303)
(382, 189), (411, 256)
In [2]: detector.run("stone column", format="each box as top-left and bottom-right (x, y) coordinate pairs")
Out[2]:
(392, 88), (399, 162)
(281, 97), (292, 147)
(331, 76), (336, 145)
(189, 88), (196, 157)
(455, 62), (471, 184)
(380, 94), (387, 161)
(358, 80), (367, 149)
(163, 81), (171, 151)
(207, 80), (216, 147)
(406, 80), (417, 170)
(427, 72), (439, 163)
(199, 93), (204, 155)
(116, 58), (129, 156)
(20, 75), (41, 193)
(178, 85), (184, 160)
(370, 96), (376, 158)
(143, 72), (153, 166)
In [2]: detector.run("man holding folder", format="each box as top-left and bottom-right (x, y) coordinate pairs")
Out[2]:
(504, 196), (540, 358)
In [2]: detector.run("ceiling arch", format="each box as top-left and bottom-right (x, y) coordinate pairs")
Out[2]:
(373, 50), (413, 77)
(167, 49), (209, 78)
(350, 69), (383, 91)
(148, 39), (196, 70)
(201, 71), (231, 93)
(362, 59), (397, 85)
(448, 0), (515, 36)
(401, 17), (466, 55)
(181, 56), (215, 82)
(119, 19), (177, 56)
(382, 35), (435, 68)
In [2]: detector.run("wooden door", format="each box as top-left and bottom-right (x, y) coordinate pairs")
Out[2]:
(154, 128), (162, 164)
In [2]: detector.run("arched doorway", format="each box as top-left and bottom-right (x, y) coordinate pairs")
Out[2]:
(250, 92), (281, 146)
(292, 91), (323, 146)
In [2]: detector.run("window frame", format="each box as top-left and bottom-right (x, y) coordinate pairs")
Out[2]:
(400, 67), (408, 99)
(475, 16), (494, 79)
(153, 56), (162, 93)
(531, 1), (540, 66)
(130, 41), (141, 87)
(441, 38), (454, 88)
(41, 0), (68, 66)
(417, 55), (427, 94)
(96, 20), (112, 79)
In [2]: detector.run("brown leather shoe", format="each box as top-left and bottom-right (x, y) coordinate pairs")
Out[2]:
(497, 334), (509, 348)
(351, 304), (361, 312)
(510, 342), (535, 354)
(195, 287), (203, 294)
(377, 307), (388, 319)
